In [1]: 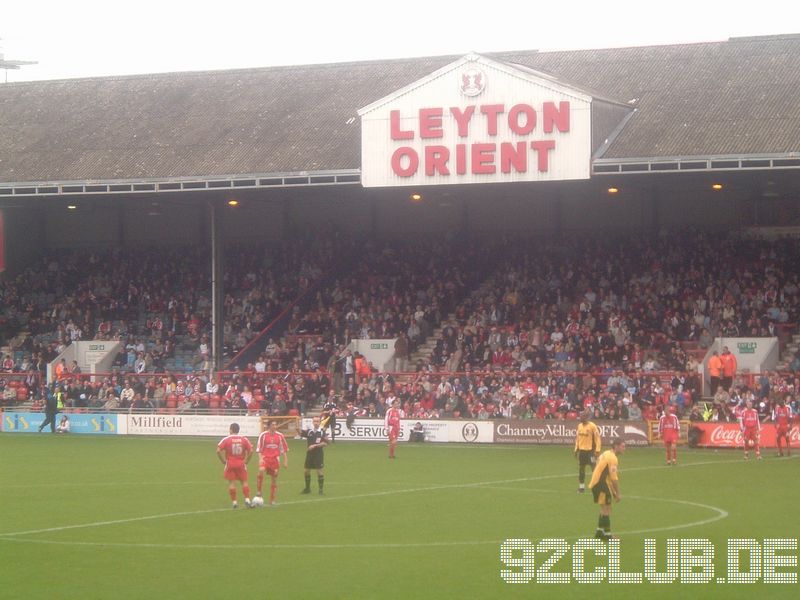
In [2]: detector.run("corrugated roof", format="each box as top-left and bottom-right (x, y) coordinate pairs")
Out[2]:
(1, 36), (799, 183)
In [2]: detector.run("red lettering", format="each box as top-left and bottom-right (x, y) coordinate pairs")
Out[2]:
(450, 106), (476, 137)
(455, 144), (467, 175)
(500, 142), (527, 174)
(391, 147), (419, 177)
(543, 101), (570, 133)
(480, 104), (505, 136)
(390, 110), (414, 140)
(508, 104), (537, 135)
(419, 108), (444, 139)
(471, 143), (496, 174)
(531, 140), (556, 172)
(425, 146), (450, 176)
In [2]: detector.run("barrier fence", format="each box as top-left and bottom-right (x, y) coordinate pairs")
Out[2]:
(2, 410), (650, 445)
(5, 408), (799, 450)
(6, 367), (800, 427)
(37, 367), (798, 392)
(686, 421), (800, 449)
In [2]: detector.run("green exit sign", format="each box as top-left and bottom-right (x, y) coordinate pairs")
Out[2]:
(370, 343), (389, 350)
(737, 342), (757, 354)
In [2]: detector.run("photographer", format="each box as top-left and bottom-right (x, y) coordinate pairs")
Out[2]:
(409, 421), (425, 443)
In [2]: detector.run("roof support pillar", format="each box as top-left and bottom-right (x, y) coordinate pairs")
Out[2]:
(210, 200), (225, 372)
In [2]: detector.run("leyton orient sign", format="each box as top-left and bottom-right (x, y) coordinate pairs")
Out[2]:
(359, 54), (592, 187)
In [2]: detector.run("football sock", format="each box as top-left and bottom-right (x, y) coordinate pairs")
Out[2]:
(318, 475), (324, 492)
(257, 473), (264, 494)
(243, 484), (251, 499)
(578, 467), (585, 483)
(229, 488), (237, 502)
(602, 516), (611, 535)
(595, 515), (605, 538)
(270, 481), (277, 503)
(304, 474), (311, 491)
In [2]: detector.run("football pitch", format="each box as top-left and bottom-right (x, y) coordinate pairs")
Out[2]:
(1, 435), (798, 599)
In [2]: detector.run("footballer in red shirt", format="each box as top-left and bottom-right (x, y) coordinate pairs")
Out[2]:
(772, 396), (793, 457)
(385, 399), (404, 459)
(216, 423), (254, 508)
(739, 400), (762, 460)
(658, 406), (680, 465)
(256, 420), (289, 505)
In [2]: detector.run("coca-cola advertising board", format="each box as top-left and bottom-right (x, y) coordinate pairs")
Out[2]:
(692, 422), (800, 448)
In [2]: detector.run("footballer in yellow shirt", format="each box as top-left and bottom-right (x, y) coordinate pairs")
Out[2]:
(589, 439), (625, 540)
(574, 411), (601, 493)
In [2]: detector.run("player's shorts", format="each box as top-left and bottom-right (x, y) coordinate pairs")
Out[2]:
(577, 450), (595, 467)
(591, 480), (612, 506)
(223, 464), (248, 481)
(662, 433), (678, 445)
(388, 426), (400, 442)
(259, 455), (280, 475)
(304, 450), (324, 470)
(742, 427), (759, 442)
(776, 427), (790, 437)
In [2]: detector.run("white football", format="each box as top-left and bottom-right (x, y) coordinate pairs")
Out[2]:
(251, 496), (264, 508)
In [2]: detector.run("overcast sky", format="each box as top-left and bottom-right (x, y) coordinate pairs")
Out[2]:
(2, 1), (798, 82)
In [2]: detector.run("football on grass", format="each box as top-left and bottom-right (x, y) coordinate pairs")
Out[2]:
(251, 496), (264, 508)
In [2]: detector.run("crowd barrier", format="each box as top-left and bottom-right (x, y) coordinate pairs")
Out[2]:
(8, 410), (799, 450)
(2, 410), (651, 445)
(688, 422), (800, 449)
(2, 411), (118, 434)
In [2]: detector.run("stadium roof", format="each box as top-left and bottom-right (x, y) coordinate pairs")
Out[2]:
(1, 34), (799, 191)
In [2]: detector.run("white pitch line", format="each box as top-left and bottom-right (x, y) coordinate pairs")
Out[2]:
(0, 481), (217, 490)
(0, 494), (729, 551)
(0, 537), (501, 550)
(0, 456), (744, 539)
(612, 496), (728, 536)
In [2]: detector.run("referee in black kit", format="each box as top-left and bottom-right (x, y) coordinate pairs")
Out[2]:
(301, 415), (328, 495)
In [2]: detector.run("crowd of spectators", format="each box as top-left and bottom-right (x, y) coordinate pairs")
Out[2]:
(329, 367), (694, 422)
(3, 231), (800, 421)
(424, 232), (799, 375)
(0, 235), (342, 377)
(284, 236), (490, 355)
(22, 368), (329, 416)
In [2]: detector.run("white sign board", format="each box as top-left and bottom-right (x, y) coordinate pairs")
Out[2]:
(359, 54), (591, 187)
(124, 414), (262, 437)
(300, 417), (494, 443)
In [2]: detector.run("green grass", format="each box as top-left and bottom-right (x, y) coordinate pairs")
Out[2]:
(1, 435), (799, 599)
